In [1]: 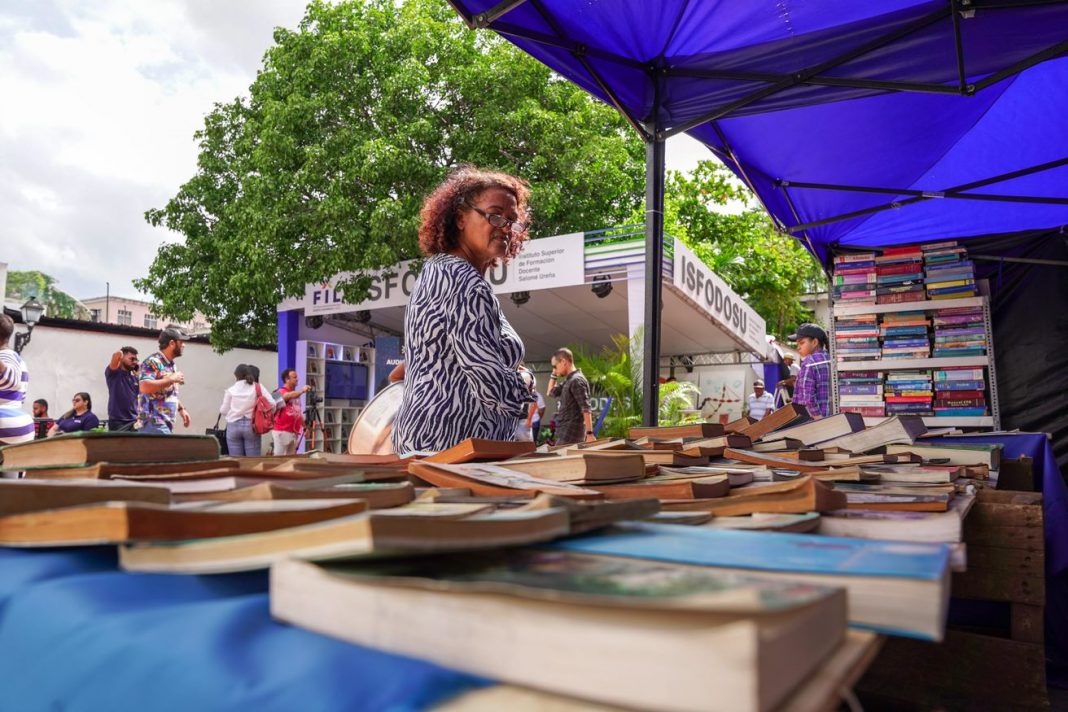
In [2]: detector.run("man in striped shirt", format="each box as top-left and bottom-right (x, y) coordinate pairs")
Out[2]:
(0, 315), (35, 468)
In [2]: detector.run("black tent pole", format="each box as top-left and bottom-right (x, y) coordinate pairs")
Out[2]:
(642, 125), (665, 427)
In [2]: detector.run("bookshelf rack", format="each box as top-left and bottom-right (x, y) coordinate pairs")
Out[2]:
(295, 339), (372, 453)
(830, 292), (1001, 430)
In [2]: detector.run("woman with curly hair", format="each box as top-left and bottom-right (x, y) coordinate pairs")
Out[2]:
(392, 165), (536, 454)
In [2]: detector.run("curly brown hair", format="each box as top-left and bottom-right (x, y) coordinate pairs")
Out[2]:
(418, 165), (531, 260)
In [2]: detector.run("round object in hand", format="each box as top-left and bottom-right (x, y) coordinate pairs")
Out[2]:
(347, 381), (405, 455)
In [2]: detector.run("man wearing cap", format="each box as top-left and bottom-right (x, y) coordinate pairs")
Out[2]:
(137, 326), (191, 434)
(789, 323), (831, 419)
(746, 379), (776, 421)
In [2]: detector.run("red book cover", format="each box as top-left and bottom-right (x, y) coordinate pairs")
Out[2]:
(834, 266), (877, 276)
(934, 398), (986, 408)
(882, 246), (924, 256)
(875, 262), (924, 276)
(933, 389), (986, 399)
(885, 396), (933, 403)
(839, 406), (887, 417)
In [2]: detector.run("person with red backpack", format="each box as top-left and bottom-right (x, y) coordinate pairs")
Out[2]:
(219, 364), (279, 456)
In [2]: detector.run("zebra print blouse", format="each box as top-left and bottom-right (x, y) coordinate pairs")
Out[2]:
(392, 253), (534, 455)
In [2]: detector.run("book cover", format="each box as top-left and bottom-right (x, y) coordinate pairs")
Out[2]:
(834, 253), (879, 263)
(876, 263), (925, 276)
(934, 398), (985, 408)
(878, 292), (926, 304)
(934, 381), (986, 391)
(551, 523), (950, 580)
(932, 390), (985, 400)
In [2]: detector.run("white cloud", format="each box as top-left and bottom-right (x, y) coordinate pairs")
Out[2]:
(0, 0), (308, 298)
(1, 0), (713, 300)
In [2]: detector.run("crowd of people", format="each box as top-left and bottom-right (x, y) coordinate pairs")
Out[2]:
(1, 165), (830, 463)
(0, 317), (315, 459)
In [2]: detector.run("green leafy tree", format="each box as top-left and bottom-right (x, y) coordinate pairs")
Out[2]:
(572, 330), (701, 439)
(660, 161), (826, 339)
(140, 0), (645, 350)
(5, 271), (88, 320)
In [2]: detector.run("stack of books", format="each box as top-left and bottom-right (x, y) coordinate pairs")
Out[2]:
(883, 370), (934, 417)
(933, 366), (988, 417)
(932, 307), (987, 357)
(874, 246), (926, 305)
(837, 371), (885, 417)
(923, 241), (977, 299)
(879, 310), (931, 359)
(834, 313), (880, 362)
(831, 252), (878, 304)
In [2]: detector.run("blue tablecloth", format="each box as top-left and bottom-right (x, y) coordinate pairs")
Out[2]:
(0, 547), (486, 712)
(1, 433), (1064, 706)
(928, 432), (1068, 687)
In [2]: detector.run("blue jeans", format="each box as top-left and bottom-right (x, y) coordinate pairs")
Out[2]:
(139, 422), (172, 435)
(225, 417), (261, 456)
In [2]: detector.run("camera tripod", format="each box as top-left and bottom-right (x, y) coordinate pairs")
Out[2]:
(299, 399), (327, 453)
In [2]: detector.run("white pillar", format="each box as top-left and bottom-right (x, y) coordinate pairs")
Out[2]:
(626, 263), (645, 391)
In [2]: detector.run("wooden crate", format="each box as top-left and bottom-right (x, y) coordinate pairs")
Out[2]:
(858, 489), (1048, 710)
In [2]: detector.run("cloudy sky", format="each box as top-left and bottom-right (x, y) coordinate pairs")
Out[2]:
(1, 0), (711, 301)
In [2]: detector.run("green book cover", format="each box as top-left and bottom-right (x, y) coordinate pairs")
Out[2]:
(322, 549), (836, 613)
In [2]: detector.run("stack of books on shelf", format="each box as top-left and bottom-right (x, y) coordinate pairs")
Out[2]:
(883, 370), (934, 417)
(923, 241), (977, 299)
(932, 306), (987, 357)
(933, 366), (988, 418)
(831, 252), (878, 304)
(875, 246), (926, 305)
(837, 371), (885, 417)
(834, 313), (880, 362)
(879, 310), (931, 359)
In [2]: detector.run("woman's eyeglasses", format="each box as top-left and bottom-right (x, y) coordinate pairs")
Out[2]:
(464, 200), (528, 235)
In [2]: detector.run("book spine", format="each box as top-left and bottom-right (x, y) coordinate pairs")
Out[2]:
(839, 406), (887, 416)
(931, 389), (985, 399)
(934, 398), (986, 407)
(876, 263), (926, 276)
(877, 292), (927, 304)
(934, 381), (986, 390)
(883, 246), (926, 256)
(933, 408), (987, 416)
(834, 253), (879, 263)
(834, 274), (878, 284)
(933, 370), (985, 380)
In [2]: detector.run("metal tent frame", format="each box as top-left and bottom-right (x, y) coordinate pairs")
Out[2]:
(446, 0), (1068, 424)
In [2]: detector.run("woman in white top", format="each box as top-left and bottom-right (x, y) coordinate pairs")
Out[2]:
(219, 364), (277, 456)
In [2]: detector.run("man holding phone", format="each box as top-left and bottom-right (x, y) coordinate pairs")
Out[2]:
(547, 347), (593, 445)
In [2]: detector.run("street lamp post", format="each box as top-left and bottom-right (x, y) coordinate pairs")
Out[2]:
(13, 297), (45, 354)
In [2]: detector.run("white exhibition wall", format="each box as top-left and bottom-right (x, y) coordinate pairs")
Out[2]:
(18, 325), (277, 443)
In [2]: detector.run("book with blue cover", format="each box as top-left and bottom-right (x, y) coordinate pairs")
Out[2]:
(551, 522), (951, 640)
(934, 380), (986, 390)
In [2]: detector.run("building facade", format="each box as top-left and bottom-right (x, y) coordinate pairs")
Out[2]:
(80, 296), (210, 335)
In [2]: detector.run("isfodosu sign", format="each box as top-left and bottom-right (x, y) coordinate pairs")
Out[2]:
(672, 239), (767, 355)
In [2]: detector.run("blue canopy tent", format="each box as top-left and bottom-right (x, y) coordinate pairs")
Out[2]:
(448, 1), (1068, 695)
(444, 0), (1068, 425)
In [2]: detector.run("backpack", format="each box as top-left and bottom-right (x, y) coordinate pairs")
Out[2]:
(252, 384), (276, 435)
